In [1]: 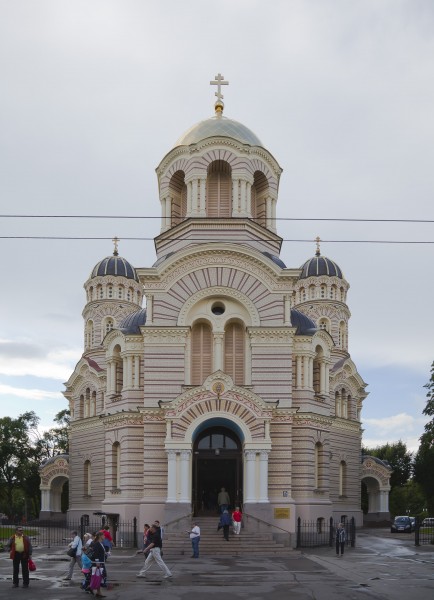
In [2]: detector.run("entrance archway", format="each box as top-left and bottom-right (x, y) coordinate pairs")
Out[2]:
(192, 425), (243, 515)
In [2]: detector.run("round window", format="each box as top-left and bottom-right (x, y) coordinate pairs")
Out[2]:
(211, 302), (225, 316)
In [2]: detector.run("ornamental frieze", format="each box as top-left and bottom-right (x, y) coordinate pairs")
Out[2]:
(142, 328), (189, 345)
(103, 413), (144, 428)
(248, 328), (294, 344)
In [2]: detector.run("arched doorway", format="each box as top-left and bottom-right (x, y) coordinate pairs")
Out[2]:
(192, 425), (243, 515)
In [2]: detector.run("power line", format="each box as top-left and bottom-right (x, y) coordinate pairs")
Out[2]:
(0, 236), (433, 244)
(0, 214), (433, 223)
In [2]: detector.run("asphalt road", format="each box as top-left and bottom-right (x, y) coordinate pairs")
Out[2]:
(0, 529), (433, 600)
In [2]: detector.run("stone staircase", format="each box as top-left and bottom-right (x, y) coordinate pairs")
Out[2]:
(162, 516), (291, 557)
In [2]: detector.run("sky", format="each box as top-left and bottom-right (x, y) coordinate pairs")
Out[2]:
(0, 0), (433, 453)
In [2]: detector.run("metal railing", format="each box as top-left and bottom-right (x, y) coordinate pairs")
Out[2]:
(296, 517), (356, 549)
(415, 519), (434, 546)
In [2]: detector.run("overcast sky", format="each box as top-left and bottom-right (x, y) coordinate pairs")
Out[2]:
(0, 0), (433, 452)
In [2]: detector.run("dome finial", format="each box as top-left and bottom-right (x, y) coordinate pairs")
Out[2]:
(210, 73), (228, 116)
(315, 236), (321, 257)
(112, 236), (120, 257)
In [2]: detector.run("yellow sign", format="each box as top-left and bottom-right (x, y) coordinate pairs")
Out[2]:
(274, 507), (290, 519)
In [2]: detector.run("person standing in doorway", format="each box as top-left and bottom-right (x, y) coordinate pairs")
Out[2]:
(7, 526), (33, 588)
(217, 487), (230, 513)
(232, 506), (242, 535)
(335, 522), (346, 557)
(188, 522), (201, 558)
(65, 530), (82, 580)
(137, 524), (172, 579)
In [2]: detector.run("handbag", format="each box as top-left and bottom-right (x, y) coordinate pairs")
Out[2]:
(89, 566), (103, 590)
(67, 546), (77, 557)
(28, 558), (36, 572)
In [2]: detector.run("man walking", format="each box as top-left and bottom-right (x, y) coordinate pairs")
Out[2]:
(65, 530), (82, 580)
(217, 487), (230, 513)
(137, 524), (172, 579)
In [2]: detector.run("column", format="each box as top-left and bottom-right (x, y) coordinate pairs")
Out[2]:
(40, 489), (51, 511)
(145, 294), (153, 324)
(126, 355), (133, 388)
(186, 181), (192, 216)
(245, 450), (256, 502)
(160, 197), (166, 232)
(134, 356), (140, 388)
(214, 333), (224, 371)
(232, 179), (239, 215)
(258, 451), (269, 502)
(106, 362), (112, 394)
(266, 196), (272, 229)
(122, 357), (128, 389)
(165, 197), (172, 230)
(308, 357), (314, 389)
(191, 178), (198, 215)
(110, 361), (116, 394)
(179, 450), (191, 502)
(240, 179), (247, 215)
(284, 294), (291, 326)
(246, 181), (252, 217)
(302, 356), (309, 389)
(320, 361), (326, 395)
(271, 197), (277, 232)
(325, 363), (330, 396)
(296, 356), (302, 389)
(199, 178), (206, 216)
(166, 451), (177, 502)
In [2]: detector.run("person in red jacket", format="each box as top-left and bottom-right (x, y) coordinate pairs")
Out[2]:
(232, 507), (242, 535)
(7, 526), (33, 588)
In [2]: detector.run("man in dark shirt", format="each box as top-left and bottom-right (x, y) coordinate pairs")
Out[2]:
(136, 525), (172, 579)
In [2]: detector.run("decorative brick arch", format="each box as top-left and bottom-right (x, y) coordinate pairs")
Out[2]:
(39, 455), (69, 520)
(361, 455), (392, 524)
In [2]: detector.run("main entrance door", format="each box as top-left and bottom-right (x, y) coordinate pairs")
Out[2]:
(192, 426), (243, 516)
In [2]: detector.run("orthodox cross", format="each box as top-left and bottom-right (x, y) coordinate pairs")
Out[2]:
(210, 73), (229, 101)
(112, 236), (120, 256)
(315, 236), (321, 256)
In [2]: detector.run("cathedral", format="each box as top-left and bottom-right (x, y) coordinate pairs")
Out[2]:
(56, 75), (372, 533)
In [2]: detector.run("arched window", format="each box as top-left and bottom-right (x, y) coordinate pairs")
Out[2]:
(105, 318), (114, 335)
(79, 394), (84, 419)
(224, 322), (245, 385)
(207, 160), (231, 218)
(320, 284), (326, 298)
(314, 442), (325, 489)
(112, 442), (120, 489)
(108, 285), (113, 298)
(342, 391), (348, 419)
(89, 287), (94, 301)
(339, 461), (347, 496)
(251, 171), (268, 227)
(127, 287), (133, 302)
(313, 346), (324, 396)
(91, 391), (97, 417)
(85, 388), (90, 418)
(97, 285), (103, 299)
(137, 290), (141, 304)
(169, 170), (187, 226)
(300, 287), (306, 302)
(113, 345), (123, 394)
(84, 460), (91, 495)
(118, 285), (124, 299)
(319, 318), (329, 332)
(340, 287), (345, 302)
(191, 322), (213, 385)
(309, 285), (316, 299)
(335, 391), (341, 417)
(339, 321), (347, 350)
(85, 320), (94, 349)
(330, 285), (337, 299)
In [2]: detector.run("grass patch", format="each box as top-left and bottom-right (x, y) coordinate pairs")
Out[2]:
(0, 526), (39, 540)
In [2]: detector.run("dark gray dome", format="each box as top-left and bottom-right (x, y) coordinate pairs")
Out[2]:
(90, 255), (139, 282)
(291, 309), (317, 336)
(119, 308), (146, 334)
(262, 252), (286, 269)
(299, 253), (343, 280)
(174, 115), (262, 147)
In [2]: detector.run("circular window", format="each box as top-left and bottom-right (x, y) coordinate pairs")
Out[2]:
(211, 302), (225, 316)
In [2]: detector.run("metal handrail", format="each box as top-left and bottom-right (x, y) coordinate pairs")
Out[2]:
(243, 512), (292, 536)
(164, 511), (194, 529)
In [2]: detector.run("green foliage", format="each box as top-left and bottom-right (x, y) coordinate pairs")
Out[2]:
(414, 361), (434, 515)
(389, 480), (426, 517)
(363, 440), (413, 488)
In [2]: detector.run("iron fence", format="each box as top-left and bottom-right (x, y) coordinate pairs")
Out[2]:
(415, 520), (434, 546)
(296, 516), (356, 548)
(0, 517), (139, 549)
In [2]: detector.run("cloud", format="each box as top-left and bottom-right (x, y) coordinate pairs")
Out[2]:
(0, 383), (62, 401)
(362, 412), (427, 452)
(0, 339), (81, 380)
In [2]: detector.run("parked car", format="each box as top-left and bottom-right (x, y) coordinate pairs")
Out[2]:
(421, 517), (434, 527)
(409, 517), (416, 528)
(391, 516), (413, 533)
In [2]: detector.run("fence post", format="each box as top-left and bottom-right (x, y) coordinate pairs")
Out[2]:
(329, 517), (334, 547)
(133, 517), (138, 548)
(80, 516), (85, 541)
(296, 517), (301, 548)
(350, 517), (355, 547)
(415, 517), (420, 547)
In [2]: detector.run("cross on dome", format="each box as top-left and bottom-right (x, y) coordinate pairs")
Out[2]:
(210, 73), (229, 114)
(112, 236), (120, 256)
(315, 236), (321, 256)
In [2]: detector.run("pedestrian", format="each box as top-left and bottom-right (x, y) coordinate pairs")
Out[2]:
(335, 522), (346, 557)
(217, 487), (230, 513)
(136, 524), (151, 556)
(232, 506), (242, 535)
(219, 509), (231, 541)
(188, 522), (201, 558)
(137, 524), (172, 579)
(7, 525), (33, 588)
(65, 530), (83, 580)
(100, 525), (113, 555)
(89, 531), (107, 597)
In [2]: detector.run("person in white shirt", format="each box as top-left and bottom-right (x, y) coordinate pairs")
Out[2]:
(65, 530), (82, 580)
(188, 522), (201, 558)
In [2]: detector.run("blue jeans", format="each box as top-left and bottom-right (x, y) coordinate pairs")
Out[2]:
(220, 504), (228, 513)
(191, 536), (200, 558)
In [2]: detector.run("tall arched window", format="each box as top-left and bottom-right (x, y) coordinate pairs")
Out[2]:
(79, 394), (84, 419)
(85, 320), (94, 349)
(113, 345), (123, 394)
(314, 442), (324, 489)
(191, 322), (213, 385)
(170, 170), (187, 226)
(112, 442), (120, 489)
(224, 322), (245, 385)
(207, 160), (231, 217)
(251, 171), (268, 227)
(105, 317), (114, 335)
(313, 346), (324, 396)
(319, 318), (329, 332)
(91, 391), (97, 417)
(309, 285), (316, 299)
(85, 388), (90, 418)
(84, 460), (91, 495)
(339, 461), (347, 496)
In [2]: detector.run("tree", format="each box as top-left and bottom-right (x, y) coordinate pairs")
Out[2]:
(362, 440), (413, 488)
(414, 361), (434, 514)
(0, 411), (40, 517)
(35, 409), (70, 459)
